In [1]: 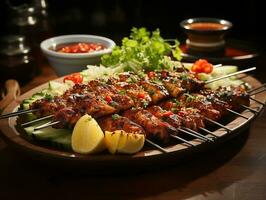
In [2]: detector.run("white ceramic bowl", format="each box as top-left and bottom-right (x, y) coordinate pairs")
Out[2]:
(40, 34), (116, 76)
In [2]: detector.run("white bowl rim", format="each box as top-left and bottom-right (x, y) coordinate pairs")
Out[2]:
(40, 34), (116, 59)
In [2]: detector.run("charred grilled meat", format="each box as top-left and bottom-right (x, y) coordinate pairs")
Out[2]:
(29, 70), (250, 143)
(123, 108), (176, 143)
(98, 114), (145, 135)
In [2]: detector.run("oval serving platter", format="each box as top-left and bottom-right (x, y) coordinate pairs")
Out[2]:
(0, 75), (265, 169)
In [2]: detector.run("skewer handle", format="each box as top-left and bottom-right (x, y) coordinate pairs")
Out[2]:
(205, 67), (256, 84)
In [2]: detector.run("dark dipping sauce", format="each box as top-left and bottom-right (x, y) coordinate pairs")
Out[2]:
(185, 22), (227, 31)
(52, 42), (106, 53)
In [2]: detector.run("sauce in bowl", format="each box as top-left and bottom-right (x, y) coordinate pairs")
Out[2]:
(53, 42), (106, 53)
(185, 22), (228, 31)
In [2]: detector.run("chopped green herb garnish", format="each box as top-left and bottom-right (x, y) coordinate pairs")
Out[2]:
(86, 115), (92, 122)
(185, 93), (195, 102)
(171, 107), (178, 113)
(148, 90), (155, 96)
(118, 90), (126, 95)
(171, 78), (178, 84)
(180, 74), (188, 80)
(44, 94), (53, 101)
(137, 71), (146, 79)
(151, 78), (162, 85)
(142, 101), (149, 108)
(110, 101), (118, 107)
(172, 99), (180, 106)
(127, 76), (138, 83)
(112, 114), (120, 120)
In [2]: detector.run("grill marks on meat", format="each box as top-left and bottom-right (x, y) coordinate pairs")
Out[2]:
(30, 70), (250, 143)
(159, 100), (205, 131)
(154, 71), (205, 93)
(139, 81), (169, 104)
(53, 108), (81, 129)
(113, 82), (151, 108)
(162, 78), (184, 97)
(146, 106), (182, 129)
(123, 108), (176, 143)
(201, 86), (250, 109)
(98, 115), (145, 134)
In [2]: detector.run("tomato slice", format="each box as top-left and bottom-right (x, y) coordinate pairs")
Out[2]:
(63, 73), (83, 84)
(191, 59), (213, 74)
(147, 71), (156, 79)
(202, 63), (213, 73)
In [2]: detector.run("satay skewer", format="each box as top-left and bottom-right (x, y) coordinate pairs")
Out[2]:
(205, 67), (256, 84)
(0, 67), (258, 120)
(0, 109), (38, 119)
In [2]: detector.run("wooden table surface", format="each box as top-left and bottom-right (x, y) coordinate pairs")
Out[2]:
(0, 65), (266, 200)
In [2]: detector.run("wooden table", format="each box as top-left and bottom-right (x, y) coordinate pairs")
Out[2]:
(0, 65), (266, 200)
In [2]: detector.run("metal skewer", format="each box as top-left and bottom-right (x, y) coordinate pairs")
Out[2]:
(249, 89), (266, 96)
(177, 128), (208, 142)
(34, 121), (60, 131)
(205, 67), (256, 84)
(21, 115), (54, 127)
(204, 117), (232, 132)
(199, 127), (218, 138)
(145, 139), (168, 153)
(241, 105), (259, 113)
(170, 134), (195, 147)
(249, 97), (265, 106)
(182, 127), (214, 142)
(214, 99), (252, 118)
(248, 83), (266, 94)
(213, 64), (222, 68)
(32, 119), (196, 147)
(226, 108), (249, 119)
(0, 109), (38, 119)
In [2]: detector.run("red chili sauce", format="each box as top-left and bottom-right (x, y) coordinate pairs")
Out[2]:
(185, 22), (227, 31)
(54, 42), (106, 53)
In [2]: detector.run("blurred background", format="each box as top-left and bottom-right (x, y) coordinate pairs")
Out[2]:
(0, 0), (265, 85)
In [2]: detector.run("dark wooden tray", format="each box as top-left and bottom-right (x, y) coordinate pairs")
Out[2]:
(0, 75), (265, 170)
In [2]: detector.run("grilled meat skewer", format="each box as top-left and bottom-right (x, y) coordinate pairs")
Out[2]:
(29, 70), (250, 143)
(31, 70), (204, 119)
(98, 114), (145, 135)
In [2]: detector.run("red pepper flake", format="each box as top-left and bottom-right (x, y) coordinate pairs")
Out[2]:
(138, 93), (146, 99)
(105, 95), (112, 103)
(177, 111), (186, 117)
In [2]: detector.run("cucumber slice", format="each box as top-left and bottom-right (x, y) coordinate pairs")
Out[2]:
(197, 73), (211, 81)
(48, 81), (64, 90)
(51, 133), (72, 150)
(23, 122), (72, 150)
(24, 120), (71, 140)
(212, 66), (238, 77)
